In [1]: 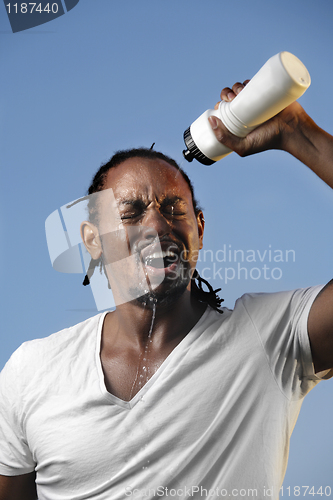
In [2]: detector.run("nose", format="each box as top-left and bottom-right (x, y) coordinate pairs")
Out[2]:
(141, 206), (172, 241)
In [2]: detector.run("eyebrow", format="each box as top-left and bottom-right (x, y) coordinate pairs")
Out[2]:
(118, 199), (146, 209)
(160, 196), (184, 206)
(118, 196), (185, 208)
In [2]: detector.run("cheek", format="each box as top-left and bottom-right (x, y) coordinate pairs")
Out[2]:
(100, 228), (130, 264)
(179, 224), (202, 260)
(188, 221), (202, 246)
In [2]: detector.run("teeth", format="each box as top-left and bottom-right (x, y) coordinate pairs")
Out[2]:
(144, 250), (177, 264)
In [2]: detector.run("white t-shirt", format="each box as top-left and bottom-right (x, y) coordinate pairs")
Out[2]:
(0, 286), (330, 500)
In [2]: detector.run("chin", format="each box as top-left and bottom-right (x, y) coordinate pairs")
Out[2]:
(131, 276), (190, 309)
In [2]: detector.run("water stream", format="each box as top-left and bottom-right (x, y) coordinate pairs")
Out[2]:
(129, 298), (156, 400)
(128, 194), (177, 399)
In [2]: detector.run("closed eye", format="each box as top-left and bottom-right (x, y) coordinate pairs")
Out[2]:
(119, 199), (146, 221)
(160, 197), (187, 217)
(121, 213), (141, 220)
(162, 208), (186, 217)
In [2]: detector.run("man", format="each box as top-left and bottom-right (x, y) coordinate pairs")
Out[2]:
(0, 82), (332, 500)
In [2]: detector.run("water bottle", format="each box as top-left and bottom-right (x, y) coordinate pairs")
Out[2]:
(183, 51), (311, 165)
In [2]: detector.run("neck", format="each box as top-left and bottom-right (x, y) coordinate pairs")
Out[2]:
(103, 288), (207, 349)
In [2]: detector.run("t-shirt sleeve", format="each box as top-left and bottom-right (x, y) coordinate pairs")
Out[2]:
(0, 346), (36, 475)
(239, 286), (333, 399)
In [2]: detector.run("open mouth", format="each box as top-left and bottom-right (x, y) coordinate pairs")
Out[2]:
(143, 250), (179, 269)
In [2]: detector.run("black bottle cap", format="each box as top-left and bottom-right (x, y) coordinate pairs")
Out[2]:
(183, 127), (215, 166)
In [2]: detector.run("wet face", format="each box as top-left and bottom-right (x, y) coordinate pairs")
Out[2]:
(91, 157), (204, 307)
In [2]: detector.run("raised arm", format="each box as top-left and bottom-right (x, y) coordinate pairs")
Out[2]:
(209, 82), (333, 374)
(209, 82), (333, 188)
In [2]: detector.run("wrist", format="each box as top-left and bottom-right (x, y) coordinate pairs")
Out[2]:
(279, 103), (312, 155)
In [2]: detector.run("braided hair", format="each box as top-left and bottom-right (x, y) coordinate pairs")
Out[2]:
(83, 147), (224, 313)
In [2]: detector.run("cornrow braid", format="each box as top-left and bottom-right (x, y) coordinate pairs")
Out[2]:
(191, 269), (224, 313)
(82, 258), (110, 288)
(82, 147), (224, 313)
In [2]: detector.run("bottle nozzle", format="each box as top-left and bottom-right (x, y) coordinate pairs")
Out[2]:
(182, 148), (194, 162)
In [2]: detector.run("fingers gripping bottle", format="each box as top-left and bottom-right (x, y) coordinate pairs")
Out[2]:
(183, 51), (311, 165)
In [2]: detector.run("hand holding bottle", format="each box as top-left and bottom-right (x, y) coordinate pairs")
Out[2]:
(208, 75), (333, 190)
(208, 82), (308, 158)
(183, 52), (311, 165)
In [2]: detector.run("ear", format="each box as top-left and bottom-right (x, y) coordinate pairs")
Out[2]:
(80, 221), (102, 260)
(196, 211), (205, 250)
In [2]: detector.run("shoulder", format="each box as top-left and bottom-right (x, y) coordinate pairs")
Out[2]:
(232, 285), (324, 322)
(215, 285), (324, 349)
(1, 313), (105, 383)
(195, 286), (323, 337)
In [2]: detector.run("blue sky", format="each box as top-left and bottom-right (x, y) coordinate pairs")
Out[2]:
(1, 0), (332, 492)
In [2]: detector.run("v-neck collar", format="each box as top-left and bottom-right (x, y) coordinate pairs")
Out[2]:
(94, 306), (213, 409)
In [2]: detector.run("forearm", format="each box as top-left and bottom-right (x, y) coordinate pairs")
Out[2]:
(281, 106), (333, 189)
(212, 83), (333, 189)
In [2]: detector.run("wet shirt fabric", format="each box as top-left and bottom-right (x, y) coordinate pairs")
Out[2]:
(0, 286), (330, 500)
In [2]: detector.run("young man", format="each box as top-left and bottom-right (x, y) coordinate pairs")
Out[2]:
(0, 83), (332, 500)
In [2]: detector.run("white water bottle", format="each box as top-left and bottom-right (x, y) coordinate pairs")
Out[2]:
(183, 51), (311, 165)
